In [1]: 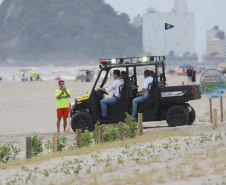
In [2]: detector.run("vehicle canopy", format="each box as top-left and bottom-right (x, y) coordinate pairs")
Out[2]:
(92, 56), (166, 92)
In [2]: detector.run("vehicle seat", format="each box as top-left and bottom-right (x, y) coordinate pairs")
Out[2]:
(137, 82), (160, 120)
(107, 79), (131, 119)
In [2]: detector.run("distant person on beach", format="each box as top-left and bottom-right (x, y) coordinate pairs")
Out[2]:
(55, 80), (71, 132)
(186, 67), (192, 84)
(0, 76), (2, 81)
(30, 73), (33, 81)
(192, 68), (196, 84)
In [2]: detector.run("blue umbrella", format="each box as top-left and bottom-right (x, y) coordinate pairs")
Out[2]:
(179, 64), (196, 68)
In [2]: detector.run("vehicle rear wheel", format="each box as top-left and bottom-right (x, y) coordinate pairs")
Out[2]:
(187, 106), (196, 125)
(166, 105), (189, 126)
(71, 112), (94, 132)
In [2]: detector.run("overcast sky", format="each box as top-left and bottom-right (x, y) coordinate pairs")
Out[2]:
(105, 0), (226, 61)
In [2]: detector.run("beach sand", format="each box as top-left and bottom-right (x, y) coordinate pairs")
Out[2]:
(0, 74), (224, 135)
(0, 74), (226, 184)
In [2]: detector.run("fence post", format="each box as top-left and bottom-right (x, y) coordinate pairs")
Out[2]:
(182, 81), (184, 85)
(220, 96), (224, 123)
(209, 98), (213, 123)
(0, 141), (1, 162)
(98, 125), (103, 144)
(52, 133), (57, 153)
(76, 129), (82, 148)
(213, 108), (218, 129)
(138, 113), (143, 136)
(119, 122), (124, 140)
(26, 137), (31, 159)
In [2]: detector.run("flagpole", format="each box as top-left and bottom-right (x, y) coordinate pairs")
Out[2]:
(165, 30), (166, 59)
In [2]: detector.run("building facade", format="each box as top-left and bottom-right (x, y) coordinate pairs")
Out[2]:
(206, 26), (225, 57)
(143, 0), (195, 57)
(133, 14), (143, 28)
(173, 0), (187, 13)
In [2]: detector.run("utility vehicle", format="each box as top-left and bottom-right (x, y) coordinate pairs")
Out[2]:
(70, 56), (201, 132)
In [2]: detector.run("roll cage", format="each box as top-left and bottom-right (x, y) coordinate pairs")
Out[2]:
(92, 56), (166, 92)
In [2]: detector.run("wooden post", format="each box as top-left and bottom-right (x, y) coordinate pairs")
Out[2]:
(0, 141), (1, 162)
(76, 129), (82, 148)
(220, 96), (224, 123)
(26, 137), (31, 159)
(209, 98), (213, 123)
(213, 108), (218, 129)
(138, 113), (143, 136)
(98, 125), (103, 144)
(119, 122), (124, 140)
(52, 133), (57, 152)
(182, 81), (184, 85)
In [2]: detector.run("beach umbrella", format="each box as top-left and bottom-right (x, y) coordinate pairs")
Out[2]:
(15, 71), (21, 75)
(32, 72), (41, 77)
(179, 64), (196, 68)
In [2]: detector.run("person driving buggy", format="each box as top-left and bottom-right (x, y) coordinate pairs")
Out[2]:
(131, 70), (154, 118)
(97, 70), (124, 118)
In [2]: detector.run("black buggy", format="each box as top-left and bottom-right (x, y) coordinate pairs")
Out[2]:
(70, 56), (201, 132)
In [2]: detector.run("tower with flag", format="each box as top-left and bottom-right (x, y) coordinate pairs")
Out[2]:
(142, 0), (195, 58)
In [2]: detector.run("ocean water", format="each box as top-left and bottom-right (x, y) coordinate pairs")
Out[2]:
(0, 66), (98, 82)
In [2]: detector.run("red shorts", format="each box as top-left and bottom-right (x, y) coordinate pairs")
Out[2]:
(57, 108), (69, 119)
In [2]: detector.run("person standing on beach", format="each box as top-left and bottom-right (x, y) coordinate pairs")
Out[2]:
(55, 80), (70, 132)
(192, 68), (196, 84)
(186, 67), (192, 84)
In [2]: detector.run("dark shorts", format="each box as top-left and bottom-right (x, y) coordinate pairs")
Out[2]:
(57, 108), (69, 119)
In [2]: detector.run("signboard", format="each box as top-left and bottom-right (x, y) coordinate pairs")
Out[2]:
(200, 69), (226, 99)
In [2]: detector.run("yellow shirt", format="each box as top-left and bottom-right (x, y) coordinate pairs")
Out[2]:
(55, 89), (70, 108)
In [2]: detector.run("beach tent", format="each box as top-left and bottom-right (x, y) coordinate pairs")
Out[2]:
(179, 64), (196, 68)
(31, 72), (41, 77)
(173, 67), (183, 75)
(218, 64), (226, 68)
(173, 67), (183, 71)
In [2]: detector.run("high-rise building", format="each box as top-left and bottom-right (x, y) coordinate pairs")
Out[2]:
(173, 0), (187, 13)
(143, 0), (195, 57)
(206, 26), (225, 57)
(133, 14), (143, 28)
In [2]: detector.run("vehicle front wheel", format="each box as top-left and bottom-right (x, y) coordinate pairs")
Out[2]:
(71, 112), (94, 132)
(187, 106), (196, 125)
(166, 105), (189, 127)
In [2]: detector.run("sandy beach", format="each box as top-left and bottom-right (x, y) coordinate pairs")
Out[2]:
(0, 73), (224, 135)
(0, 74), (226, 184)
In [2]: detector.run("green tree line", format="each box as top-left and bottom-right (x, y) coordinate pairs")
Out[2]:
(0, 0), (142, 63)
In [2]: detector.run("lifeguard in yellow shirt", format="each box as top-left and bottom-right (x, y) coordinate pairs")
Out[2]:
(55, 80), (70, 132)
